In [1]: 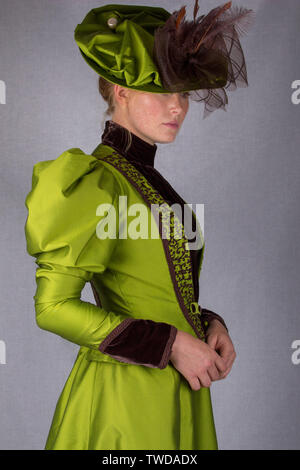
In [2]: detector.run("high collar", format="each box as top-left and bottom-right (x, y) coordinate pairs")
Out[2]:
(101, 120), (157, 168)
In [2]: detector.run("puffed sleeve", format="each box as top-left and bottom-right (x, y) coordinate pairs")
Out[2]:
(24, 148), (177, 369)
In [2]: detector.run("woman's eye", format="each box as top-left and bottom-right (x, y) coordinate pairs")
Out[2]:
(160, 92), (190, 99)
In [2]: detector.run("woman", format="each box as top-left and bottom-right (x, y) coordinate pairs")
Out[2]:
(24, 2), (253, 450)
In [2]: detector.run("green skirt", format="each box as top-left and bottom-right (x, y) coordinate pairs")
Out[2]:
(45, 346), (218, 450)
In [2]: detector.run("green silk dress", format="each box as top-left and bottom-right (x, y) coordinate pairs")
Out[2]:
(24, 120), (219, 450)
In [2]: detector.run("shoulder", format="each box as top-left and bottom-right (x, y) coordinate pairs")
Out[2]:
(25, 147), (123, 239)
(24, 147), (122, 260)
(29, 147), (122, 198)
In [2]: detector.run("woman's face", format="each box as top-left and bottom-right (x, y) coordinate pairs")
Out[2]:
(112, 87), (190, 145)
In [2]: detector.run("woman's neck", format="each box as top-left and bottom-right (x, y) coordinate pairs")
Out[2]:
(101, 119), (157, 168)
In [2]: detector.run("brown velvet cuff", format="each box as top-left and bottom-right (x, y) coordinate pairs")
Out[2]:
(200, 307), (229, 333)
(98, 318), (178, 369)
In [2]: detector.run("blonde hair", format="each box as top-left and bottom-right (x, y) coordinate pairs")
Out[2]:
(98, 76), (116, 117)
(98, 76), (133, 149)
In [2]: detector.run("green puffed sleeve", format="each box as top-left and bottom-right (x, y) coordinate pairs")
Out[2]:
(24, 147), (177, 368)
(24, 147), (131, 350)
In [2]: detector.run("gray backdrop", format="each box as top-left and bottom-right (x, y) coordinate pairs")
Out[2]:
(0, 0), (299, 450)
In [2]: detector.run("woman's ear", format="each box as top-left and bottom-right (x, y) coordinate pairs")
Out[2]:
(114, 84), (131, 108)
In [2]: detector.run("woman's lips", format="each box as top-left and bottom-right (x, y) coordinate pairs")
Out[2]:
(163, 122), (179, 129)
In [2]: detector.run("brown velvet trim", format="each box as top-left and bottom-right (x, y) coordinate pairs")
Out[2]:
(94, 149), (205, 341)
(158, 325), (178, 369)
(98, 317), (136, 352)
(201, 308), (229, 333)
(98, 319), (178, 369)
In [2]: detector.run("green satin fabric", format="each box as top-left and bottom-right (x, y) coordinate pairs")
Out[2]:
(44, 346), (217, 450)
(74, 5), (172, 92)
(24, 146), (218, 450)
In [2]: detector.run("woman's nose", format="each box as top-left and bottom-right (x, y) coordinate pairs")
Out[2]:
(169, 93), (184, 111)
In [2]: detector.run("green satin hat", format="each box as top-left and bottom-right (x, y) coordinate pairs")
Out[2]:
(74, 1), (255, 117)
(74, 4), (171, 93)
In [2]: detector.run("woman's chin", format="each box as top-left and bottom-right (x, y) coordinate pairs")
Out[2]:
(156, 131), (178, 144)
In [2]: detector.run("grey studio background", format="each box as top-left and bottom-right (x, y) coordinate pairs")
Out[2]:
(0, 0), (299, 450)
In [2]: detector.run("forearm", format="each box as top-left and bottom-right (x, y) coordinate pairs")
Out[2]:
(34, 266), (177, 369)
(99, 317), (178, 369)
(35, 297), (128, 350)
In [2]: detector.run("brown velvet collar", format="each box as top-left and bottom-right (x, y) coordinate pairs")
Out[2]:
(101, 120), (157, 168)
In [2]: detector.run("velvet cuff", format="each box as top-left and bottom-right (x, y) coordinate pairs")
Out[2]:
(98, 318), (178, 369)
(200, 307), (229, 333)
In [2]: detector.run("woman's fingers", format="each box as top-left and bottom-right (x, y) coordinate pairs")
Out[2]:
(189, 376), (202, 391)
(218, 352), (236, 379)
(215, 354), (228, 375)
(207, 363), (222, 382)
(198, 371), (212, 388)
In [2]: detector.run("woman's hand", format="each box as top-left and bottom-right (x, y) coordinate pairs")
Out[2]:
(169, 330), (228, 391)
(205, 319), (236, 380)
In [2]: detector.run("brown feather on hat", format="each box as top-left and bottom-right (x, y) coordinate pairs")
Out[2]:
(153, 0), (256, 118)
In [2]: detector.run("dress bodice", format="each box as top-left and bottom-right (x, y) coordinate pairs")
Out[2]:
(101, 119), (201, 301)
